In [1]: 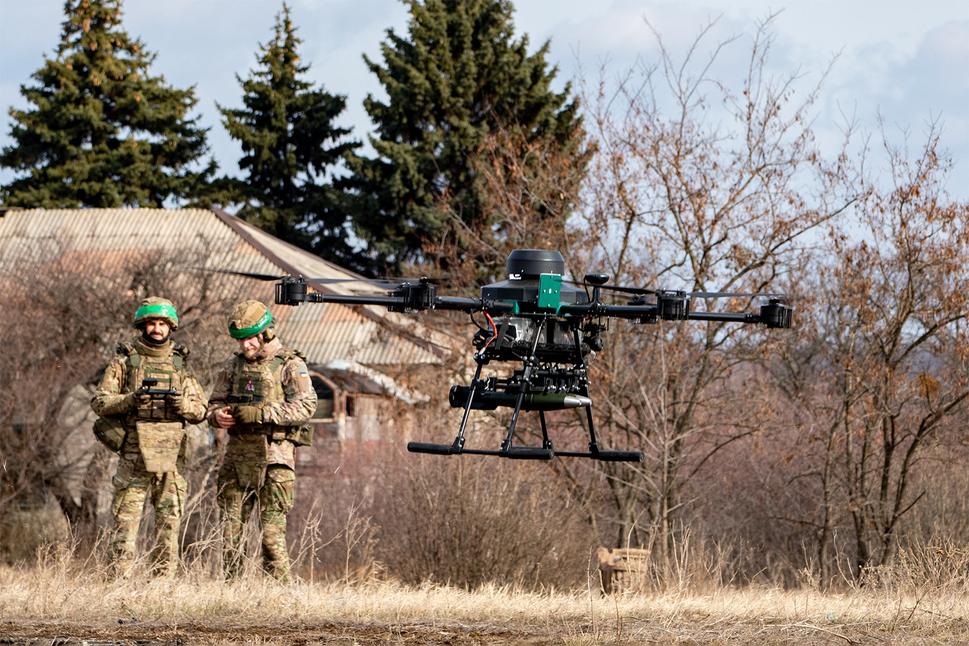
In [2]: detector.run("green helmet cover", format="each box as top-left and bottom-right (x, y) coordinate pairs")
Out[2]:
(229, 307), (273, 339)
(132, 301), (179, 328)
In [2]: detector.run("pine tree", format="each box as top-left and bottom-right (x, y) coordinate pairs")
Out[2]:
(346, 0), (586, 273)
(0, 0), (214, 208)
(219, 4), (357, 259)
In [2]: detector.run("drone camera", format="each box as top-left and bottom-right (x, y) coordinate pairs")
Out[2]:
(584, 335), (604, 352)
(275, 276), (308, 306)
(582, 321), (606, 352)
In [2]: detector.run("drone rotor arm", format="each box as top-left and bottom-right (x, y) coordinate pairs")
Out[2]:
(687, 311), (760, 324)
(558, 301), (792, 328)
(688, 304), (793, 328)
(275, 278), (520, 316)
(432, 296), (518, 315)
(689, 290), (786, 299)
(558, 303), (659, 319)
(432, 296), (487, 312)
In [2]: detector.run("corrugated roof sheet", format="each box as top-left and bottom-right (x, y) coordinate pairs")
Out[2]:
(0, 208), (451, 366)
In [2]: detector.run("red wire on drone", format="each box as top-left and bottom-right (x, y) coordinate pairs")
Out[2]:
(482, 311), (498, 350)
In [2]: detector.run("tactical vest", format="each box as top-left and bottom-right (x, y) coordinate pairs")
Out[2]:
(119, 342), (188, 423)
(228, 350), (299, 405)
(227, 349), (313, 447)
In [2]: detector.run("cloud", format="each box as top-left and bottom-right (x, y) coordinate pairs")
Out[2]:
(888, 21), (969, 194)
(536, 0), (761, 77)
(822, 20), (969, 195)
(891, 22), (969, 118)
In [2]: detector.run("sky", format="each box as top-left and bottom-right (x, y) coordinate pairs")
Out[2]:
(2, 0), (968, 199)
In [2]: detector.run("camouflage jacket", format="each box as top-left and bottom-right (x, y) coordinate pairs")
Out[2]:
(207, 337), (317, 470)
(90, 338), (208, 457)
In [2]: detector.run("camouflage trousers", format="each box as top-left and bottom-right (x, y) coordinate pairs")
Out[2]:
(110, 454), (186, 577)
(217, 464), (295, 581)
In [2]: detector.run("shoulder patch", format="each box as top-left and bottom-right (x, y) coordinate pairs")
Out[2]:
(290, 356), (311, 379)
(280, 348), (306, 362)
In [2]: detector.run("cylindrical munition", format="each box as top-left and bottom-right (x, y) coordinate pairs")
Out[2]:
(449, 385), (592, 411)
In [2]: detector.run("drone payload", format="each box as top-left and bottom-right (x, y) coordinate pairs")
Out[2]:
(270, 249), (792, 463)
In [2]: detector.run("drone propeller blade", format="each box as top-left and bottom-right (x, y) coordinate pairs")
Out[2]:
(566, 280), (657, 296)
(196, 268), (285, 281)
(602, 284), (658, 295)
(197, 268), (415, 289)
(689, 290), (786, 299)
(596, 285), (786, 299)
(567, 278), (787, 301)
(379, 274), (446, 285)
(306, 277), (397, 286)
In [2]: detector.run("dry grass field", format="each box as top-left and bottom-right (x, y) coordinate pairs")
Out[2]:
(2, 551), (969, 644)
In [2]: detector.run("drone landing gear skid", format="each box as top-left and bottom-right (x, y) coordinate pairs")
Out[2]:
(408, 318), (644, 463)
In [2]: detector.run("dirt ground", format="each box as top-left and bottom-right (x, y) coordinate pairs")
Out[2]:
(2, 616), (962, 645)
(3, 564), (967, 645)
(5, 620), (541, 645)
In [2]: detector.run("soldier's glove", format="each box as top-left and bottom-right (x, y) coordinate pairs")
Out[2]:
(233, 405), (263, 425)
(166, 391), (184, 412)
(126, 390), (152, 410)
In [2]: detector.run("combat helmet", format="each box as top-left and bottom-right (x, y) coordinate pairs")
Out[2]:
(132, 297), (179, 330)
(228, 299), (274, 339)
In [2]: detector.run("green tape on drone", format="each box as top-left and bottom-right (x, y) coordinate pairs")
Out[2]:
(229, 309), (273, 339)
(132, 303), (179, 326)
(537, 273), (563, 312)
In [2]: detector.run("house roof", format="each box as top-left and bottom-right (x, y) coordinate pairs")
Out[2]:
(0, 207), (452, 366)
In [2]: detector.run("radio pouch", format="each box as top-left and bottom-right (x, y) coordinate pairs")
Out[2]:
(93, 416), (126, 454)
(286, 424), (314, 448)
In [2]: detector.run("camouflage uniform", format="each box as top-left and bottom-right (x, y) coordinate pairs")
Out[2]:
(91, 303), (207, 577)
(209, 328), (316, 581)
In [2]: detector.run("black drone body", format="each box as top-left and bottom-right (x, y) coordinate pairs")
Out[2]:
(270, 249), (792, 463)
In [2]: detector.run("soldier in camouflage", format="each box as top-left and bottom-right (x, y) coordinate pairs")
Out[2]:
(208, 300), (317, 581)
(90, 297), (208, 576)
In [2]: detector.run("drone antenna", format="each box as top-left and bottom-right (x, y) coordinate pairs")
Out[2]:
(583, 273), (609, 305)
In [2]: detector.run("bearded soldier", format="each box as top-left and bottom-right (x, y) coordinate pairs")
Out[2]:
(208, 300), (316, 581)
(90, 297), (208, 576)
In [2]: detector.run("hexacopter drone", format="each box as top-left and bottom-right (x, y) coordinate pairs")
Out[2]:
(238, 249), (792, 463)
